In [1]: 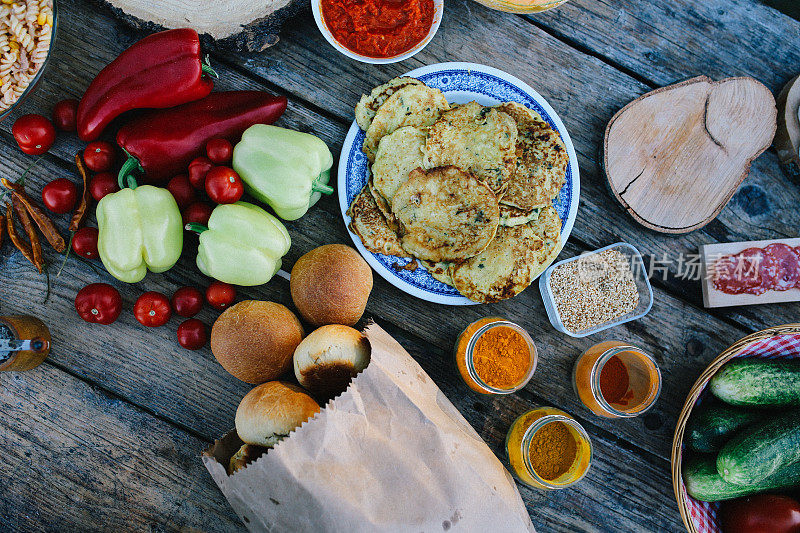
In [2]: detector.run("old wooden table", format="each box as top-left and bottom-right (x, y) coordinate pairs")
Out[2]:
(2, 1), (799, 531)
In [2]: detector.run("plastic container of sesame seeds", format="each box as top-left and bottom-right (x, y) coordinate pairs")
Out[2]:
(538, 242), (653, 338)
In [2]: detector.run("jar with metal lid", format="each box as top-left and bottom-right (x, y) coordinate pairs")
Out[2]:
(505, 407), (592, 490)
(454, 317), (537, 395)
(573, 341), (661, 418)
(0, 315), (51, 371)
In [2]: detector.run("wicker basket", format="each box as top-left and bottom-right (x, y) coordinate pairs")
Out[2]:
(671, 323), (800, 533)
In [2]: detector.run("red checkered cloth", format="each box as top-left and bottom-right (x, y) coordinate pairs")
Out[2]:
(680, 332), (800, 532)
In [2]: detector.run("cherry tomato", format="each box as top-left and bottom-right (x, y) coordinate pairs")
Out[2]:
(83, 141), (116, 172)
(182, 202), (214, 226)
(75, 283), (122, 325)
(88, 172), (120, 201)
(12, 114), (56, 155)
(166, 174), (197, 210)
(205, 166), (244, 205)
(206, 138), (233, 164)
(171, 286), (204, 318)
(721, 495), (800, 533)
(206, 281), (236, 310)
(42, 178), (78, 214)
(133, 292), (172, 328)
(188, 156), (214, 190)
(177, 319), (207, 350)
(52, 99), (79, 132)
(72, 227), (99, 259)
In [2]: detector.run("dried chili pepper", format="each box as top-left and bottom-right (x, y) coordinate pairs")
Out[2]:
(12, 195), (43, 272)
(5, 202), (40, 272)
(1, 178), (66, 252)
(70, 153), (92, 232)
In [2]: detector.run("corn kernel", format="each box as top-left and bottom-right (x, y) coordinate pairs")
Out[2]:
(37, 12), (46, 25)
(0, 0), (15, 5)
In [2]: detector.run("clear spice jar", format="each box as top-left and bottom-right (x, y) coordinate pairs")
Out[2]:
(505, 407), (592, 490)
(0, 315), (51, 371)
(454, 317), (537, 395)
(573, 341), (661, 418)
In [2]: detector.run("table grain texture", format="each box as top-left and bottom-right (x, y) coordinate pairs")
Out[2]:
(1, 0), (799, 531)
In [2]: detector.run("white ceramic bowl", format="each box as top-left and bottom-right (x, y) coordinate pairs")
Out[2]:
(311, 0), (443, 64)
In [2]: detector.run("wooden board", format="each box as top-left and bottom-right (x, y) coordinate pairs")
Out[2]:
(1, 0), (800, 531)
(604, 76), (777, 234)
(701, 237), (800, 308)
(775, 74), (800, 178)
(94, 0), (306, 52)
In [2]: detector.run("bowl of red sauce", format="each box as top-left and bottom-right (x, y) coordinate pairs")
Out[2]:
(312, 0), (443, 64)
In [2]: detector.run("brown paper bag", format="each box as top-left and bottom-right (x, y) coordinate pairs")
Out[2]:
(203, 323), (535, 532)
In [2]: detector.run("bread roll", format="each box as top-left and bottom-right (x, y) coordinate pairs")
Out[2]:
(211, 301), (303, 384)
(290, 244), (373, 327)
(293, 325), (371, 399)
(235, 381), (320, 447)
(228, 444), (267, 475)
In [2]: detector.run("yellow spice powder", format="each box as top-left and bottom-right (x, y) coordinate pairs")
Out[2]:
(473, 326), (530, 389)
(528, 421), (577, 481)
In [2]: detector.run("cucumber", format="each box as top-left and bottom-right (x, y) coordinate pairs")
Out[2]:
(684, 456), (800, 502)
(686, 403), (762, 453)
(717, 410), (800, 485)
(710, 359), (800, 406)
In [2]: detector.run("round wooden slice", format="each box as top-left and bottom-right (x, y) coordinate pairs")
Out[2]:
(775, 74), (800, 179)
(604, 76), (777, 234)
(94, 0), (306, 52)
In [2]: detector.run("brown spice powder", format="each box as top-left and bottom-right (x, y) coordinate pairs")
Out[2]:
(528, 421), (577, 481)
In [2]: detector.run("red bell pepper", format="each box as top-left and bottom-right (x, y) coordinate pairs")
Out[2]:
(116, 91), (288, 186)
(77, 28), (216, 142)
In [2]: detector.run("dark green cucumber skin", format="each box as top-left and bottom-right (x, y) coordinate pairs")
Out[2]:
(686, 403), (762, 453)
(717, 410), (800, 485)
(684, 456), (800, 502)
(710, 359), (800, 406)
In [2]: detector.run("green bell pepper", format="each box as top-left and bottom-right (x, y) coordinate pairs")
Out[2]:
(187, 202), (290, 286)
(96, 183), (183, 283)
(232, 124), (334, 221)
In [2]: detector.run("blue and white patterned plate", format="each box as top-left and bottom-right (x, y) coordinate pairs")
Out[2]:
(339, 62), (580, 305)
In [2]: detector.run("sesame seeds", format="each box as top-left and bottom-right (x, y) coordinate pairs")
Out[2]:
(549, 249), (639, 333)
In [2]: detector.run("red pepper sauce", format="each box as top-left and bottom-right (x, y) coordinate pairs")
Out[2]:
(599, 355), (633, 406)
(321, 0), (435, 59)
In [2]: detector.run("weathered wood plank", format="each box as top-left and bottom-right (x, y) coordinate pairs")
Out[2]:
(530, 0), (800, 92)
(0, 0), (789, 464)
(0, 363), (244, 532)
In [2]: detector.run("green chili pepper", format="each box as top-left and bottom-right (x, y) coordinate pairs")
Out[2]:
(96, 178), (183, 283)
(232, 124), (334, 221)
(187, 202), (290, 286)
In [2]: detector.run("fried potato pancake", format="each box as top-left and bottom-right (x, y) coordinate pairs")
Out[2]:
(499, 204), (541, 227)
(392, 166), (500, 263)
(368, 178), (400, 233)
(355, 77), (425, 131)
(451, 205), (562, 303)
(423, 102), (518, 194)
(419, 259), (455, 287)
(347, 185), (409, 258)
(372, 126), (427, 205)
(496, 102), (568, 210)
(363, 84), (449, 162)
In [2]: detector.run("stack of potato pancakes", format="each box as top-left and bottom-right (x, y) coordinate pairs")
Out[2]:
(348, 76), (569, 303)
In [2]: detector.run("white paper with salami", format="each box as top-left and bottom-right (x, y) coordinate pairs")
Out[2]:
(202, 323), (535, 533)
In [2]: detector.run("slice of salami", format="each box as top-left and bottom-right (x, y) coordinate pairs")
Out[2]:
(765, 243), (800, 291)
(741, 247), (776, 295)
(712, 253), (747, 294)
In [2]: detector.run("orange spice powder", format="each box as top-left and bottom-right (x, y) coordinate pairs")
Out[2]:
(473, 326), (531, 389)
